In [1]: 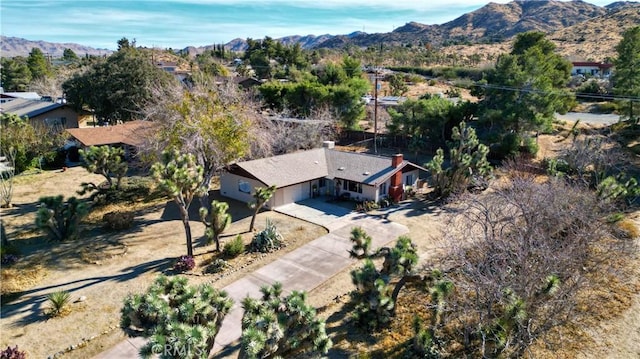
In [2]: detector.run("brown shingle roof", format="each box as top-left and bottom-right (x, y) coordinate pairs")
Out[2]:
(66, 120), (157, 147)
(230, 148), (426, 188)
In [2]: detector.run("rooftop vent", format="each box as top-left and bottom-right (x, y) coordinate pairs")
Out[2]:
(338, 166), (345, 171)
(363, 171), (370, 175)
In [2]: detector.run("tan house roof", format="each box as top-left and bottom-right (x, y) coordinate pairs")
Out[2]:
(66, 120), (157, 147)
(229, 148), (426, 188)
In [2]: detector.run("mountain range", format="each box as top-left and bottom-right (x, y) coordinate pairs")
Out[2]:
(1, 0), (638, 59)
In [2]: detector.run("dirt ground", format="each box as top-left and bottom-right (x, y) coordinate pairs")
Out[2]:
(0, 167), (327, 358)
(1, 125), (639, 358)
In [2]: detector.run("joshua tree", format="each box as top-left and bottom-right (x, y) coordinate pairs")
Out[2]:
(248, 185), (276, 232)
(200, 200), (232, 252)
(121, 275), (233, 359)
(152, 149), (204, 257)
(240, 283), (332, 358)
(35, 195), (88, 241)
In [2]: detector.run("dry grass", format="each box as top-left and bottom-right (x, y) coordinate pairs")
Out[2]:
(1, 265), (47, 296)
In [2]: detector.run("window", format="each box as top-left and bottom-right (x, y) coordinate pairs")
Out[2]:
(405, 174), (414, 186)
(319, 178), (326, 188)
(238, 180), (251, 194)
(380, 182), (387, 195)
(343, 180), (362, 193)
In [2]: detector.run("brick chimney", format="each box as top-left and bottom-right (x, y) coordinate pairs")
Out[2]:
(389, 154), (404, 202)
(391, 154), (403, 167)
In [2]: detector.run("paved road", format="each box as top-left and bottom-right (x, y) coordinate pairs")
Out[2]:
(556, 112), (621, 126)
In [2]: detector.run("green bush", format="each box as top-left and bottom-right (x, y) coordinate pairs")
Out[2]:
(594, 102), (619, 114)
(46, 290), (71, 317)
(522, 136), (539, 157)
(103, 211), (135, 230)
(223, 235), (244, 258)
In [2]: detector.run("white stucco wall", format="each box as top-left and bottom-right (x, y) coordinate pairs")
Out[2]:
(219, 172), (274, 208)
(403, 169), (420, 188)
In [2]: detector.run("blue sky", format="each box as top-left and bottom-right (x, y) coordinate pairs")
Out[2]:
(1, 0), (614, 50)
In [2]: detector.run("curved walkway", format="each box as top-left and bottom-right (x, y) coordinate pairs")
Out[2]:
(94, 201), (408, 358)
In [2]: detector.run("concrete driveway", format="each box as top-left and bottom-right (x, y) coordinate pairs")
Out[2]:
(275, 197), (359, 231)
(95, 200), (408, 359)
(211, 215), (408, 356)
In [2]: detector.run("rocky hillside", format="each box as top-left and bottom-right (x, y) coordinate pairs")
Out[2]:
(320, 0), (609, 48)
(551, 4), (640, 61)
(0, 36), (112, 58)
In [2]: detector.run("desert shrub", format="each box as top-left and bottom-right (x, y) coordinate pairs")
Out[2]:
(46, 290), (71, 317)
(249, 219), (284, 253)
(594, 102), (619, 114)
(121, 275), (233, 358)
(102, 211), (135, 230)
(41, 148), (67, 170)
(0, 345), (26, 359)
(356, 200), (379, 212)
(81, 176), (157, 206)
(223, 235), (244, 258)
(522, 136), (539, 157)
(205, 258), (230, 274)
(240, 283), (332, 358)
(428, 79), (437, 86)
(35, 195), (88, 241)
(173, 255), (195, 272)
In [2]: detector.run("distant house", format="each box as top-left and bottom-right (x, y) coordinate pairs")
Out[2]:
(65, 120), (158, 160)
(571, 62), (613, 78)
(220, 141), (426, 208)
(0, 92), (41, 103)
(0, 98), (83, 128)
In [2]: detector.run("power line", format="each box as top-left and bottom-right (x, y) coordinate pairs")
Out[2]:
(470, 82), (640, 102)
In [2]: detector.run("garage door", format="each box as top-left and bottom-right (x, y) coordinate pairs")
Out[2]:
(283, 183), (310, 204)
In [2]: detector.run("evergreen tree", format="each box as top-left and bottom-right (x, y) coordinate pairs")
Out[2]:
(27, 47), (52, 79)
(613, 26), (640, 123)
(1, 57), (32, 91)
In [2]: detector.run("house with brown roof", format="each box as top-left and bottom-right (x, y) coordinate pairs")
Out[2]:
(65, 120), (158, 160)
(220, 141), (426, 208)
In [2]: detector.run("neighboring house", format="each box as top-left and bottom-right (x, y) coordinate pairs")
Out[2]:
(65, 120), (158, 161)
(0, 91), (41, 103)
(0, 98), (82, 128)
(571, 62), (613, 78)
(220, 141), (426, 208)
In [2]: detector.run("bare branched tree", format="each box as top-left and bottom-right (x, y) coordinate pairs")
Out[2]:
(427, 177), (634, 357)
(0, 148), (16, 208)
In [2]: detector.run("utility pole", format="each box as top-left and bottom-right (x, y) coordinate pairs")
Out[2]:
(374, 68), (378, 154)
